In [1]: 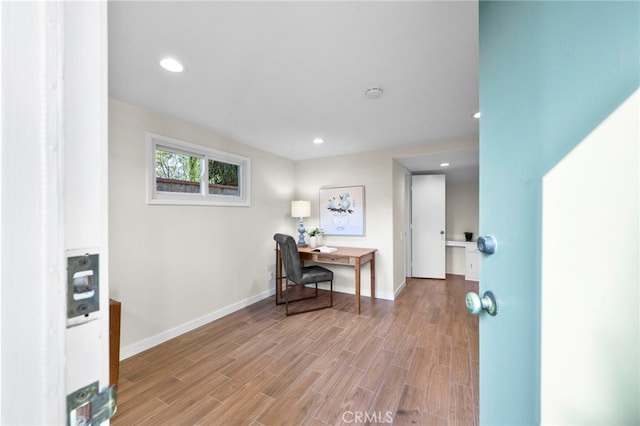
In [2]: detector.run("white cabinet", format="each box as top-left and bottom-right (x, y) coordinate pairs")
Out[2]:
(446, 240), (480, 281)
(465, 248), (480, 281)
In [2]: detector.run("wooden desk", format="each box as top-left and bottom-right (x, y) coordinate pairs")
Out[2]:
(276, 246), (377, 315)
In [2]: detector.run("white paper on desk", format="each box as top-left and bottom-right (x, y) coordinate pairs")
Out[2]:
(311, 246), (337, 253)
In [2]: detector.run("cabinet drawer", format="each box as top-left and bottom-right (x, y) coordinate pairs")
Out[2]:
(301, 252), (352, 265)
(316, 254), (350, 264)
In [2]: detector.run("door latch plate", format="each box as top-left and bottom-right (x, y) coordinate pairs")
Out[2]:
(67, 382), (116, 426)
(67, 254), (99, 319)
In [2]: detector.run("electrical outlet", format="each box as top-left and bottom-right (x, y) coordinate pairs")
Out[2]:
(268, 271), (274, 280)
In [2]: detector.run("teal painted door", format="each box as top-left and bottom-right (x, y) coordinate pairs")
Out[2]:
(478, 2), (639, 424)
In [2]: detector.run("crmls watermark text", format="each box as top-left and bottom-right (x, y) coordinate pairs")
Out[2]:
(341, 411), (394, 424)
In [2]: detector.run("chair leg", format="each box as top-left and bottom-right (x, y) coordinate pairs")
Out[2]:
(285, 279), (290, 316)
(283, 280), (334, 316)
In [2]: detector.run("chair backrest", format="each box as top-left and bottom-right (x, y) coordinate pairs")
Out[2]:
(273, 233), (303, 283)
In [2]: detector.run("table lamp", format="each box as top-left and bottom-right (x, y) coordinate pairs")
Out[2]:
(291, 200), (311, 246)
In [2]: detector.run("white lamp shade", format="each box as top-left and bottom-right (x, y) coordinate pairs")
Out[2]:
(291, 200), (311, 218)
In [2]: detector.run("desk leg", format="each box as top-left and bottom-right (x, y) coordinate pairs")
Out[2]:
(370, 253), (376, 301)
(355, 261), (361, 315)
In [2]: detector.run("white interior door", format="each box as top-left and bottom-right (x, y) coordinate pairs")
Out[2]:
(411, 175), (446, 278)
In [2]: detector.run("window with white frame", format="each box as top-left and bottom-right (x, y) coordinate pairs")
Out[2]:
(146, 132), (251, 206)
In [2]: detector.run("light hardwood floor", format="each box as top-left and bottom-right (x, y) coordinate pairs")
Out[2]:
(112, 275), (479, 425)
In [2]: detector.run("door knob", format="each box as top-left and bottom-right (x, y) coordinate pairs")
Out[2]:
(466, 291), (498, 316)
(477, 235), (497, 254)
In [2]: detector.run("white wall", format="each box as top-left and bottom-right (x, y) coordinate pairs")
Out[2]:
(296, 137), (478, 299)
(294, 152), (392, 298)
(109, 99), (295, 357)
(446, 183), (479, 241)
(446, 183), (479, 275)
(541, 90), (639, 424)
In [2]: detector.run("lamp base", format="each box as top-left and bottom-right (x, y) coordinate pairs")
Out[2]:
(297, 218), (307, 247)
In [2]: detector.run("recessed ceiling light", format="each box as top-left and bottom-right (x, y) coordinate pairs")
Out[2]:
(365, 87), (383, 99)
(473, 112), (481, 119)
(160, 57), (184, 73)
(440, 162), (450, 167)
(313, 138), (324, 144)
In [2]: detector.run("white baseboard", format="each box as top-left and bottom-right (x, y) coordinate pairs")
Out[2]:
(394, 278), (406, 300)
(120, 287), (275, 360)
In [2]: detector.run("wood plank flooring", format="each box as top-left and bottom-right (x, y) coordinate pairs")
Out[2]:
(112, 275), (479, 425)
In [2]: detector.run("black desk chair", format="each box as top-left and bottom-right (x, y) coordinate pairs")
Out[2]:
(273, 233), (334, 316)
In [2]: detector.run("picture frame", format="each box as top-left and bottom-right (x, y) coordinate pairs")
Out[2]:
(319, 185), (365, 236)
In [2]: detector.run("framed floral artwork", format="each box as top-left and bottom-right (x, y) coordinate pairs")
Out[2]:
(319, 185), (365, 236)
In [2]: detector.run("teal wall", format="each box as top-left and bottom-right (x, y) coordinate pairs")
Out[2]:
(479, 1), (639, 424)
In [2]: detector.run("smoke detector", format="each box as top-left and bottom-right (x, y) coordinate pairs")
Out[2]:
(365, 87), (383, 99)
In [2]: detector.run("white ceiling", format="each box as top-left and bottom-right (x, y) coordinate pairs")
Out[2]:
(398, 147), (479, 184)
(108, 1), (479, 179)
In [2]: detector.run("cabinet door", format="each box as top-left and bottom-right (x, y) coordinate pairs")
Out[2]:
(466, 249), (480, 281)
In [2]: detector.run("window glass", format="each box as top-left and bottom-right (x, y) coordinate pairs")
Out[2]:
(155, 149), (202, 193)
(208, 160), (239, 196)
